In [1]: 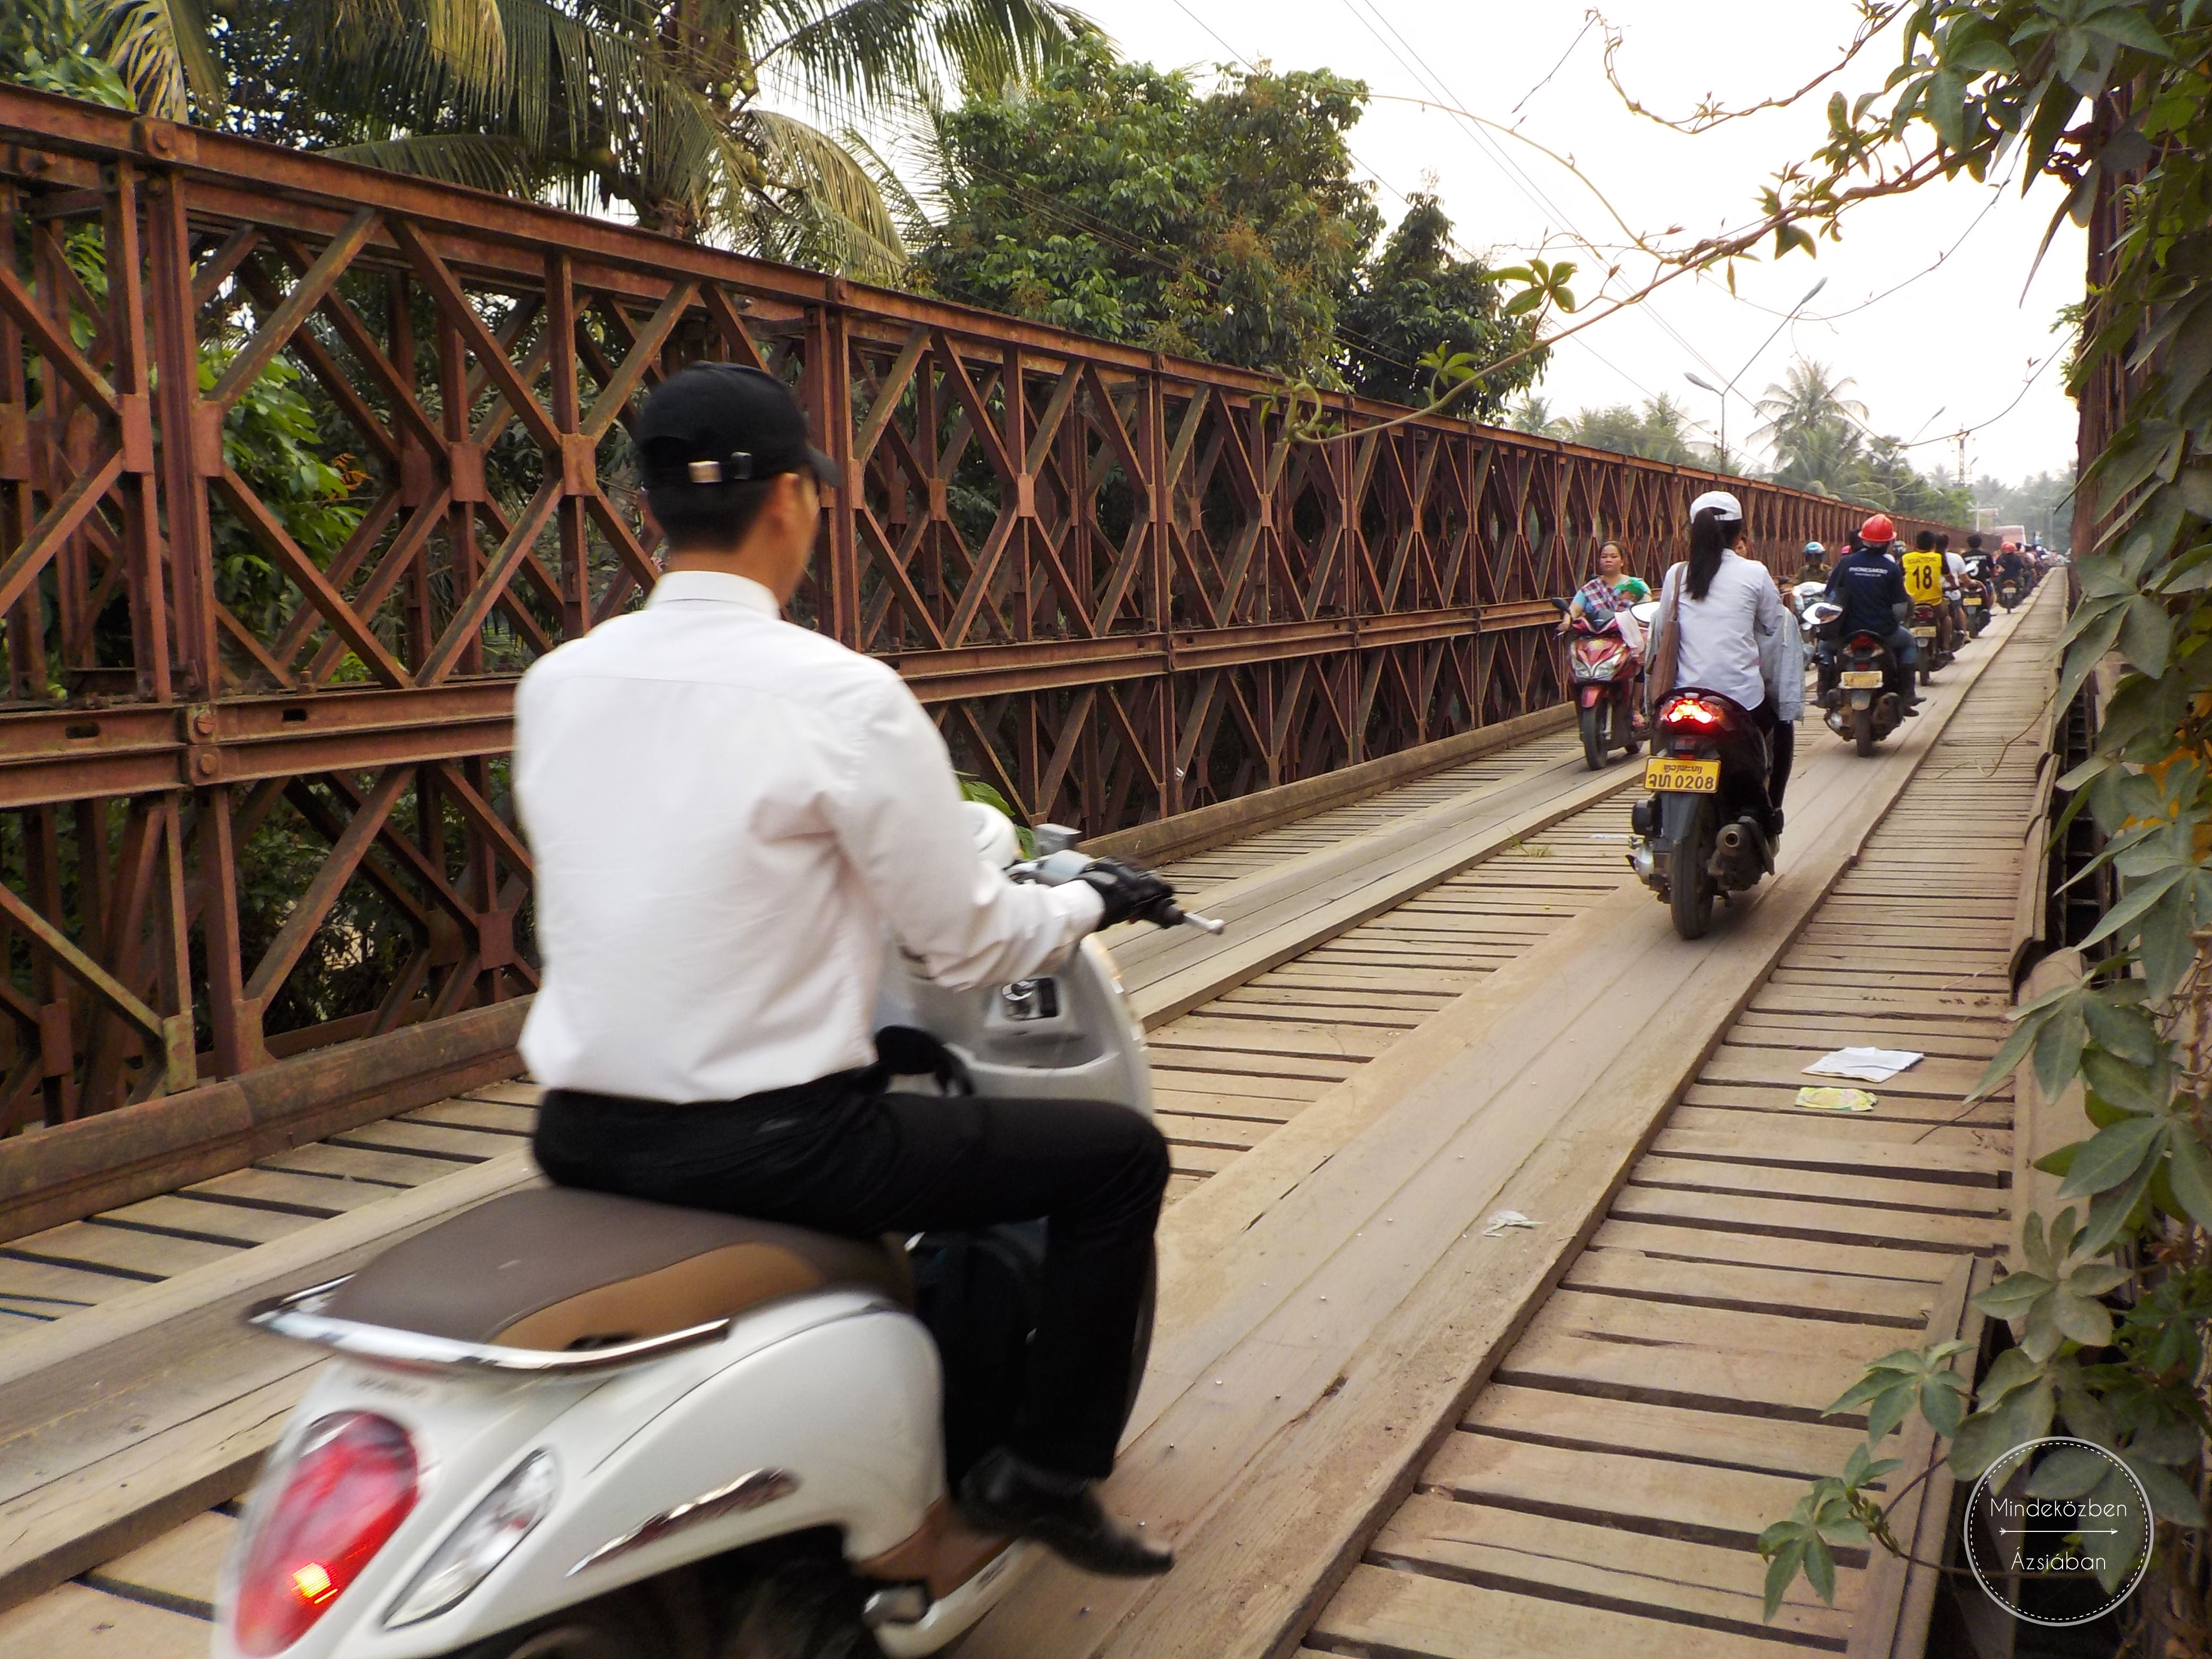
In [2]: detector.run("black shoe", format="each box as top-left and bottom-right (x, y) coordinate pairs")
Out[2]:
(1901, 702), (1922, 717)
(958, 1447), (1175, 1578)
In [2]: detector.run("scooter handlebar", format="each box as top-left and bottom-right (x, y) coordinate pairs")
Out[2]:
(1162, 906), (1227, 934)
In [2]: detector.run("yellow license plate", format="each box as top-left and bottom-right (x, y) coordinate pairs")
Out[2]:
(1840, 670), (1884, 689)
(1645, 758), (1720, 793)
(1966, 597), (1984, 606)
(1911, 626), (1937, 640)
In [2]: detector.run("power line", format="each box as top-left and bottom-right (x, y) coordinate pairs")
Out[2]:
(1169, 0), (1414, 213)
(1353, 2), (1906, 462)
(1322, 0), (1710, 419)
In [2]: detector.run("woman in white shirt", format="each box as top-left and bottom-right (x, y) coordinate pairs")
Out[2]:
(1651, 490), (1792, 835)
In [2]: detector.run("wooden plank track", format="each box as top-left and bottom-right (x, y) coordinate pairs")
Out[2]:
(950, 586), (2052, 1659)
(1301, 589), (2055, 1659)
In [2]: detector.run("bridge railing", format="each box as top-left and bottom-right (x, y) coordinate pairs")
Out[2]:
(0, 85), (1958, 1125)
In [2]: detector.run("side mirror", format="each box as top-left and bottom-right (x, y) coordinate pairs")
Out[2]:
(1549, 596), (1572, 613)
(1033, 823), (1081, 856)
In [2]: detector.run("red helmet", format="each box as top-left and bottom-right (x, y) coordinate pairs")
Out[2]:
(1861, 514), (1897, 544)
(2000, 540), (2018, 551)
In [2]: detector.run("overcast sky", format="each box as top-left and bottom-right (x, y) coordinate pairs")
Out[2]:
(1093, 0), (2084, 491)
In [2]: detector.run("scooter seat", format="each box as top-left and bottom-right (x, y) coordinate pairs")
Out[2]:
(321, 1187), (912, 1352)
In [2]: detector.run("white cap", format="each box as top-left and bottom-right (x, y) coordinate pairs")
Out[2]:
(1688, 489), (1744, 522)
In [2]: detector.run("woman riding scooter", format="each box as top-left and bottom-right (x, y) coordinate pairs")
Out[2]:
(1559, 541), (1651, 734)
(1647, 491), (1791, 839)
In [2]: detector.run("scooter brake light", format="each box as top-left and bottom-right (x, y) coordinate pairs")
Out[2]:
(234, 1413), (417, 1655)
(1660, 697), (1726, 730)
(386, 1449), (558, 1628)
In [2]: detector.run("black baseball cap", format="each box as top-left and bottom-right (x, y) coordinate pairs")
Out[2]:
(634, 363), (842, 490)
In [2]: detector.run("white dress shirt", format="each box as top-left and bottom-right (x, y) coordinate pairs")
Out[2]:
(514, 571), (1103, 1103)
(1660, 551), (1788, 712)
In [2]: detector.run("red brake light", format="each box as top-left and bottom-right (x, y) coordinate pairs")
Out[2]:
(1661, 697), (1725, 730)
(234, 1413), (417, 1655)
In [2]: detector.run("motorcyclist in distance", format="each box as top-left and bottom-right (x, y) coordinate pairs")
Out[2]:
(1797, 541), (1831, 583)
(1826, 514), (1921, 714)
(1904, 530), (1951, 657)
(1937, 532), (1970, 642)
(1994, 539), (2031, 592)
(513, 363), (1177, 1578)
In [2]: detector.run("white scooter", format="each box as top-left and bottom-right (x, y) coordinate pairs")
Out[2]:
(214, 811), (1217, 1659)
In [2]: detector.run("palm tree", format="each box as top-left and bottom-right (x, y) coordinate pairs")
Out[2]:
(1751, 359), (1869, 454)
(43, 0), (1088, 278)
(1767, 418), (1869, 499)
(1505, 393), (1568, 438)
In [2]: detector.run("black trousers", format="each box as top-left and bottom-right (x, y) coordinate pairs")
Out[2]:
(534, 1077), (1169, 1480)
(1749, 700), (1795, 810)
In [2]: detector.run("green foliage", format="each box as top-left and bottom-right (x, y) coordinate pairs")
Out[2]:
(1749, 2), (2212, 1633)
(1565, 396), (1706, 466)
(1339, 193), (1546, 415)
(1755, 1442), (1896, 1618)
(916, 38), (1381, 387)
(0, 0), (139, 107)
(205, 352), (367, 640)
(4, 0), (1084, 278)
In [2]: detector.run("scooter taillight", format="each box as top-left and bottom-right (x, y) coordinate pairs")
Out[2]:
(233, 1413), (418, 1655)
(1660, 695), (1728, 731)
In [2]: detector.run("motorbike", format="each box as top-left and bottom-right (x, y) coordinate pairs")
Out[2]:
(1997, 574), (2023, 611)
(1629, 688), (1774, 940)
(1792, 581), (1831, 649)
(1811, 607), (1906, 758)
(214, 808), (1219, 1659)
(1551, 599), (1641, 772)
(1909, 601), (1948, 683)
(1961, 576), (1991, 637)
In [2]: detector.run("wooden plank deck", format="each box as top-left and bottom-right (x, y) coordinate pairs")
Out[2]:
(1299, 578), (2054, 1659)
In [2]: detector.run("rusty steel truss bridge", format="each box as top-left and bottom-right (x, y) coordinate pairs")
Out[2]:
(0, 84), (1957, 1168)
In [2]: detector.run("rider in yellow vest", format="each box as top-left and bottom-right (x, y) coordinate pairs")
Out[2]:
(1901, 532), (1949, 656)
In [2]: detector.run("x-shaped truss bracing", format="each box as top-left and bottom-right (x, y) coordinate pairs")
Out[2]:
(0, 90), (1966, 1125)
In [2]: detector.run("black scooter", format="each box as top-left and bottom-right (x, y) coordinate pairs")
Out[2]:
(1629, 688), (1773, 940)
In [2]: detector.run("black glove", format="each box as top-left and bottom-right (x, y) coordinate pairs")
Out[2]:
(1075, 856), (1179, 928)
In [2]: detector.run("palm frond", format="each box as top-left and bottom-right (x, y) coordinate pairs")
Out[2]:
(321, 0), (507, 97)
(324, 130), (539, 195)
(750, 0), (1081, 123)
(89, 0), (221, 118)
(840, 122), (935, 248)
(734, 106), (908, 281)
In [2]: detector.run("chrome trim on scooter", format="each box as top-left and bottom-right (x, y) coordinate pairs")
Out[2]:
(568, 1468), (800, 1576)
(246, 1278), (736, 1375)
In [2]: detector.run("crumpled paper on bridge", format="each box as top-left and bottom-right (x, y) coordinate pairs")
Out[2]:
(1804, 1046), (1924, 1083)
(1794, 1086), (1879, 1113)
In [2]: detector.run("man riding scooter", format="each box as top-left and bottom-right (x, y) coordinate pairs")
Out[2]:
(516, 365), (1177, 1578)
(1904, 530), (1953, 664)
(1826, 514), (1921, 714)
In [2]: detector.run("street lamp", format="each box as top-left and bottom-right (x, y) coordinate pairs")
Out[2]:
(1685, 370), (1725, 461)
(1685, 278), (1830, 470)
